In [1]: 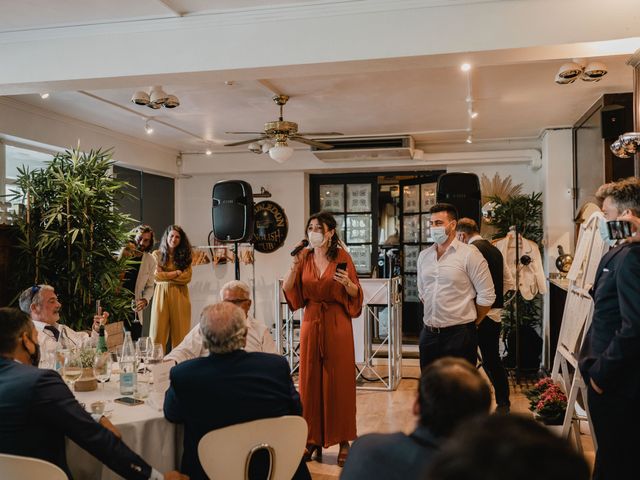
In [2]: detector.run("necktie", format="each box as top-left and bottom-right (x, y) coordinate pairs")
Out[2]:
(44, 325), (60, 341)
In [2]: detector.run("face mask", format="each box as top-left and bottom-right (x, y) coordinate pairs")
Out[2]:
(598, 219), (616, 247)
(23, 336), (41, 367)
(431, 225), (450, 245)
(308, 231), (325, 248)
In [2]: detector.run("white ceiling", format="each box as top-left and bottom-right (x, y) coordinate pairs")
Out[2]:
(1, 1), (638, 155)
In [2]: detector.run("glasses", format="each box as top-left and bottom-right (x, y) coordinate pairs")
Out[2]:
(225, 298), (250, 305)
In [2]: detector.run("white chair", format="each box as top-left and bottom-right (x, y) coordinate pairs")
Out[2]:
(197, 415), (308, 480)
(0, 453), (68, 480)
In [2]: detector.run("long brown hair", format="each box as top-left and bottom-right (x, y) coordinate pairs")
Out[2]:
(158, 225), (192, 270)
(306, 211), (339, 261)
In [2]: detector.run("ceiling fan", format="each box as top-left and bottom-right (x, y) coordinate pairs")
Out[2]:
(224, 94), (342, 162)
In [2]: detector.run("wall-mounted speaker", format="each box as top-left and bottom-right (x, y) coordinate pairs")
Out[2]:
(436, 172), (481, 226)
(601, 104), (627, 140)
(212, 180), (254, 242)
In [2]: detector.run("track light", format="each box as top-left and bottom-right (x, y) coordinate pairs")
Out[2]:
(40, 92), (50, 99)
(144, 121), (154, 135)
(131, 86), (180, 109)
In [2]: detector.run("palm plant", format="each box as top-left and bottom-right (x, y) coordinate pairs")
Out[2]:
(11, 147), (133, 330)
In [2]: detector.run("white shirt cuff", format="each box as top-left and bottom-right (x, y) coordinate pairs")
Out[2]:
(149, 468), (164, 480)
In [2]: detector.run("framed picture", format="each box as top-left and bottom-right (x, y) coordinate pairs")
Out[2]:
(403, 184), (419, 213)
(347, 184), (371, 212)
(319, 184), (344, 212)
(403, 214), (420, 243)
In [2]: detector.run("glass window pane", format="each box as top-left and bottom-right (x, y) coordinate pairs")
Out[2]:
(403, 184), (419, 213)
(403, 214), (420, 243)
(346, 183), (371, 212)
(404, 245), (420, 273)
(347, 214), (371, 243)
(334, 214), (346, 242)
(319, 184), (344, 212)
(421, 213), (432, 243)
(348, 244), (371, 274)
(421, 183), (437, 212)
(404, 274), (419, 302)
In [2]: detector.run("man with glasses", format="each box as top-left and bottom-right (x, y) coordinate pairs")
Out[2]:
(416, 203), (495, 369)
(18, 284), (108, 359)
(165, 280), (276, 364)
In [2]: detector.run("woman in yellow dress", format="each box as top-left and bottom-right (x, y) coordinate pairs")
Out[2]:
(150, 225), (193, 348)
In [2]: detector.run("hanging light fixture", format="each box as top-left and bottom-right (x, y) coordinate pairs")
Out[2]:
(268, 141), (294, 163)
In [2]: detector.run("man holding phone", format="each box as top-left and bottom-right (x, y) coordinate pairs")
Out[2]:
(579, 177), (640, 480)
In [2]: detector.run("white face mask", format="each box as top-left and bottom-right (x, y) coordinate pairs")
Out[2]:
(598, 219), (616, 247)
(308, 231), (325, 248)
(431, 222), (453, 245)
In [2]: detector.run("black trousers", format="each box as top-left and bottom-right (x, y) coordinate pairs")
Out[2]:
(419, 322), (477, 370)
(124, 314), (142, 342)
(477, 318), (510, 407)
(588, 384), (640, 480)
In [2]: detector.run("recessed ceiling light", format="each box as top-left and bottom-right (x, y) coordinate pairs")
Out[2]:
(460, 63), (471, 72)
(40, 92), (50, 99)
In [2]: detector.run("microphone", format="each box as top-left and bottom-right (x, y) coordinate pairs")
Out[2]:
(290, 239), (309, 256)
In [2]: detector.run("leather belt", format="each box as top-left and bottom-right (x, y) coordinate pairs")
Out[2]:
(423, 322), (475, 334)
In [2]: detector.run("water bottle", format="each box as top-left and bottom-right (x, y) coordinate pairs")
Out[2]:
(119, 331), (137, 395)
(96, 325), (108, 354)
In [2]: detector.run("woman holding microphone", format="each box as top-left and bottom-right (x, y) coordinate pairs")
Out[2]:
(283, 211), (363, 467)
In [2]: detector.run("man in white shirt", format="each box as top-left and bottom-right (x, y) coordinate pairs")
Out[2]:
(18, 284), (107, 359)
(165, 279), (276, 364)
(456, 218), (515, 412)
(417, 204), (495, 369)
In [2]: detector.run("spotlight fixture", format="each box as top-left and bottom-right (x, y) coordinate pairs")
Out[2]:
(40, 92), (50, 99)
(555, 59), (608, 84)
(131, 85), (180, 109)
(268, 141), (294, 163)
(205, 148), (212, 156)
(470, 111), (478, 119)
(460, 63), (471, 72)
(466, 135), (473, 144)
(144, 121), (154, 135)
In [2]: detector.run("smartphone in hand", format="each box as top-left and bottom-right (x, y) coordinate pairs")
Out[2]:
(336, 262), (347, 271)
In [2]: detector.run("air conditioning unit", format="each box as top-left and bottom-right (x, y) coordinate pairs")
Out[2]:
(311, 135), (415, 162)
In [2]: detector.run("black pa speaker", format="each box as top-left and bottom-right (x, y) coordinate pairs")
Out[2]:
(436, 172), (481, 226)
(212, 180), (254, 242)
(600, 104), (627, 140)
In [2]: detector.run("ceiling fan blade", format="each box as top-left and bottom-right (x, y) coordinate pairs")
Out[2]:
(224, 137), (267, 147)
(225, 131), (265, 135)
(290, 136), (335, 149)
(296, 132), (343, 137)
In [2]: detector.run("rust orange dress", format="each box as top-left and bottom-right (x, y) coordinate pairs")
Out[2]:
(283, 247), (363, 448)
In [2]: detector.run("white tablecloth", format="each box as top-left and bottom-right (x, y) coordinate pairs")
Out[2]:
(66, 379), (179, 480)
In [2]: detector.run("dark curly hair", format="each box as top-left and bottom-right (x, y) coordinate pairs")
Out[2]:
(158, 225), (192, 270)
(306, 211), (340, 261)
(595, 177), (640, 216)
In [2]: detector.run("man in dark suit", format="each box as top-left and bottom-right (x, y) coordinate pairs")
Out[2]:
(340, 357), (491, 480)
(164, 302), (310, 480)
(0, 307), (186, 480)
(579, 177), (640, 480)
(456, 218), (515, 413)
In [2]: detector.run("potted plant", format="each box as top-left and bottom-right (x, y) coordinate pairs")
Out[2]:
(74, 346), (98, 392)
(526, 377), (567, 426)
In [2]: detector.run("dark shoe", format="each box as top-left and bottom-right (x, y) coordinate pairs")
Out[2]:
(495, 404), (511, 415)
(303, 444), (322, 462)
(337, 442), (350, 467)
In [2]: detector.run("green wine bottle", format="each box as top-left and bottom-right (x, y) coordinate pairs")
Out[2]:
(96, 325), (108, 354)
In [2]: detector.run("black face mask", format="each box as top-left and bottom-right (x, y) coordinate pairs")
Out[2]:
(23, 336), (41, 367)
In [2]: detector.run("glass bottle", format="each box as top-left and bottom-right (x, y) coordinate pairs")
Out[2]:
(96, 325), (108, 354)
(119, 331), (137, 395)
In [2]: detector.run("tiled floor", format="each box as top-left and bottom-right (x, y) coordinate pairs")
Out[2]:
(307, 365), (594, 479)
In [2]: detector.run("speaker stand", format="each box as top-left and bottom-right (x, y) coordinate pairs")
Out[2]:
(234, 241), (240, 281)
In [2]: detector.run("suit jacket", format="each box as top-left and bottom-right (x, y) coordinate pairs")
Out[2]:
(579, 242), (640, 399)
(0, 358), (152, 480)
(340, 425), (440, 480)
(135, 251), (157, 306)
(164, 350), (309, 480)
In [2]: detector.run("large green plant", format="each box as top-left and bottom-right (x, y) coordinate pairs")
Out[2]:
(11, 148), (133, 330)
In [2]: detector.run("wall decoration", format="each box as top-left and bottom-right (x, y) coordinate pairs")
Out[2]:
(253, 200), (288, 253)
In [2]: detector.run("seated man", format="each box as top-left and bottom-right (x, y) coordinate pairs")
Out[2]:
(19, 284), (107, 356)
(165, 279), (276, 364)
(0, 307), (186, 480)
(426, 414), (590, 480)
(164, 302), (310, 480)
(341, 357), (491, 480)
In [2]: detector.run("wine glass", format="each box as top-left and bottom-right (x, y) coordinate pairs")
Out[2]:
(130, 299), (138, 322)
(136, 337), (152, 374)
(62, 350), (83, 390)
(149, 343), (164, 365)
(93, 352), (112, 391)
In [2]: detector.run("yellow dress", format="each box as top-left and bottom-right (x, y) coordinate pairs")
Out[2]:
(149, 250), (192, 348)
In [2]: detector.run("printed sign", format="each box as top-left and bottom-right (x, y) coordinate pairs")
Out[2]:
(253, 200), (288, 253)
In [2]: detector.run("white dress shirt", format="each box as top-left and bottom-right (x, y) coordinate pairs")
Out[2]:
(34, 319), (94, 359)
(468, 234), (515, 323)
(417, 238), (496, 328)
(164, 314), (277, 364)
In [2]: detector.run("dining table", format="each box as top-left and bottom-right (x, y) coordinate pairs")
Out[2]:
(66, 373), (181, 480)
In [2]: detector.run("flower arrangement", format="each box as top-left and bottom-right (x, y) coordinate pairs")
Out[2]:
(79, 347), (96, 369)
(526, 377), (567, 425)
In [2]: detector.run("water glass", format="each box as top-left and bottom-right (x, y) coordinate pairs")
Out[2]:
(136, 337), (152, 372)
(93, 352), (112, 391)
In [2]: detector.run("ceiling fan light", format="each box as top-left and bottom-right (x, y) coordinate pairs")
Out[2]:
(131, 91), (150, 105)
(261, 141), (274, 154)
(269, 142), (294, 163)
(248, 142), (263, 154)
(150, 85), (168, 105)
(163, 94), (180, 108)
